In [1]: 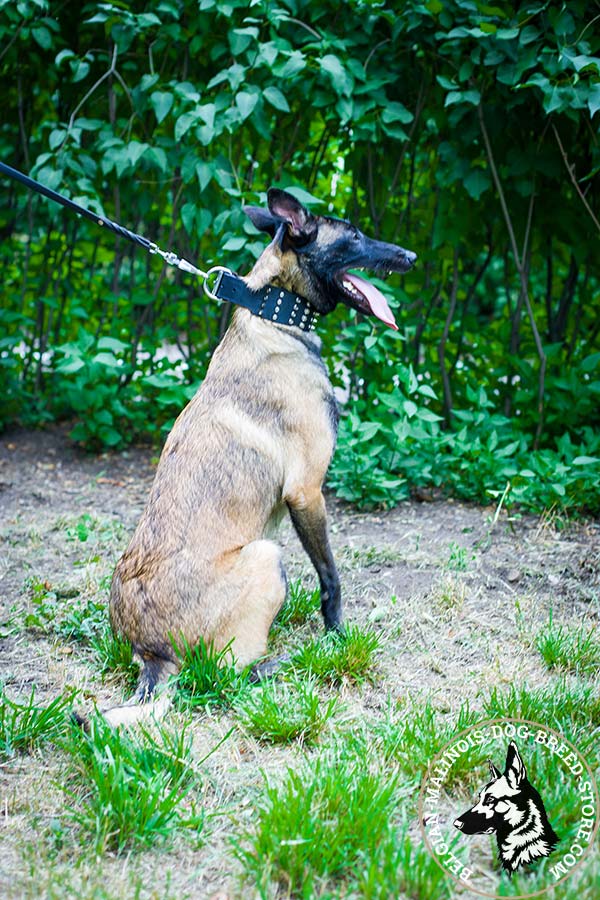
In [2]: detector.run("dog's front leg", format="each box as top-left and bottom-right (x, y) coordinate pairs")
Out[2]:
(287, 491), (342, 631)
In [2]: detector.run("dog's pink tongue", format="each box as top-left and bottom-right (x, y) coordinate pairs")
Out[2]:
(344, 273), (398, 330)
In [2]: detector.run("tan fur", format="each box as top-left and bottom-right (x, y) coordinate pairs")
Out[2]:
(106, 240), (338, 722)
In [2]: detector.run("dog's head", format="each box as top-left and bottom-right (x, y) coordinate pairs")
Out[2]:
(453, 741), (528, 836)
(243, 189), (417, 330)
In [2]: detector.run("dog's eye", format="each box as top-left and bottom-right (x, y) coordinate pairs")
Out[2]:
(352, 231), (360, 241)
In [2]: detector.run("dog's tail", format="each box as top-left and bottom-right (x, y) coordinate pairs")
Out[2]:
(75, 653), (178, 730)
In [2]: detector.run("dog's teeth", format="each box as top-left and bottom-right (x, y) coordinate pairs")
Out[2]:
(343, 280), (358, 295)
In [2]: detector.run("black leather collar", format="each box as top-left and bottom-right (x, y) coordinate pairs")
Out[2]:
(213, 271), (318, 332)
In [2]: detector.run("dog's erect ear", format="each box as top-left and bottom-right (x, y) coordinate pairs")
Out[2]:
(243, 205), (282, 238)
(504, 741), (526, 789)
(488, 759), (502, 780)
(267, 188), (316, 241)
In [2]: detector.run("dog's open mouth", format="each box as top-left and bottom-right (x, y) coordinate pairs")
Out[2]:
(338, 270), (399, 331)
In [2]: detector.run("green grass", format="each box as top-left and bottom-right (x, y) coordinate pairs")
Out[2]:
(536, 614), (600, 675)
(235, 676), (339, 745)
(482, 680), (600, 765)
(236, 754), (400, 896)
(274, 578), (320, 628)
(90, 628), (140, 687)
(357, 826), (453, 900)
(483, 679), (600, 728)
(65, 716), (202, 854)
(176, 637), (247, 709)
(291, 624), (380, 684)
(371, 699), (480, 783)
(0, 689), (74, 758)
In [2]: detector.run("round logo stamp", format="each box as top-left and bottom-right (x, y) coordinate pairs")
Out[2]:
(418, 717), (598, 898)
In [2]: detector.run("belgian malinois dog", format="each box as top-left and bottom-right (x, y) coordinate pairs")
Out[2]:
(100, 188), (416, 725)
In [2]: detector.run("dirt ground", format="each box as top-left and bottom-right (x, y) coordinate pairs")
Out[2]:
(0, 424), (599, 899)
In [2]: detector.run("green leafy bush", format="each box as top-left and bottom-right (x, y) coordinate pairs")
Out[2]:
(0, 0), (598, 514)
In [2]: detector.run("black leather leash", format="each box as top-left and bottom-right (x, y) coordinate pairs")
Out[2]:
(0, 161), (318, 332)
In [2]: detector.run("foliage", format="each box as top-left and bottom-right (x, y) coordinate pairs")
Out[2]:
(0, 0), (599, 512)
(24, 576), (107, 642)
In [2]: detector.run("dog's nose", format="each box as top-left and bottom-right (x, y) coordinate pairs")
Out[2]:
(404, 250), (417, 266)
(453, 818), (463, 830)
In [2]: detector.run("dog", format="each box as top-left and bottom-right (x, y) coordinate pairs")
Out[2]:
(99, 187), (416, 726)
(454, 740), (559, 874)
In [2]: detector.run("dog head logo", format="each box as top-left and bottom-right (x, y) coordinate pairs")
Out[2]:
(453, 740), (559, 875)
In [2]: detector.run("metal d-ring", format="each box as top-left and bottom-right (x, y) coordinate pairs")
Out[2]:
(203, 265), (234, 300)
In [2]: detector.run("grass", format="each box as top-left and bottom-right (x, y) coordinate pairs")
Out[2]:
(65, 716), (202, 854)
(90, 628), (140, 687)
(482, 680), (600, 765)
(0, 689), (74, 758)
(370, 698), (481, 784)
(536, 614), (600, 675)
(274, 578), (320, 628)
(234, 676), (339, 745)
(291, 624), (381, 684)
(235, 753), (401, 896)
(483, 679), (600, 729)
(176, 637), (247, 709)
(356, 826), (454, 900)
(432, 574), (467, 615)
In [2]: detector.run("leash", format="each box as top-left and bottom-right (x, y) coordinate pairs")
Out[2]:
(1, 161), (318, 331)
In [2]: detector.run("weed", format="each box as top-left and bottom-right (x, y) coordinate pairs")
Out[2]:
(65, 716), (202, 854)
(176, 638), (247, 709)
(291, 624), (380, 684)
(235, 676), (339, 745)
(0, 689), (74, 758)
(432, 575), (466, 615)
(445, 541), (473, 571)
(536, 614), (600, 675)
(23, 576), (107, 642)
(236, 754), (399, 896)
(65, 513), (97, 543)
(341, 544), (404, 569)
(275, 578), (320, 629)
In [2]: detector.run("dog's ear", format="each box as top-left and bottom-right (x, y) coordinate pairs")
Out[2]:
(504, 740), (526, 789)
(488, 759), (502, 780)
(243, 205), (282, 237)
(267, 188), (317, 242)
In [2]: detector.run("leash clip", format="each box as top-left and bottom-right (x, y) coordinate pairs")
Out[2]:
(148, 242), (208, 279)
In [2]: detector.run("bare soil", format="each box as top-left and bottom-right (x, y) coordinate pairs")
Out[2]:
(0, 424), (598, 899)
